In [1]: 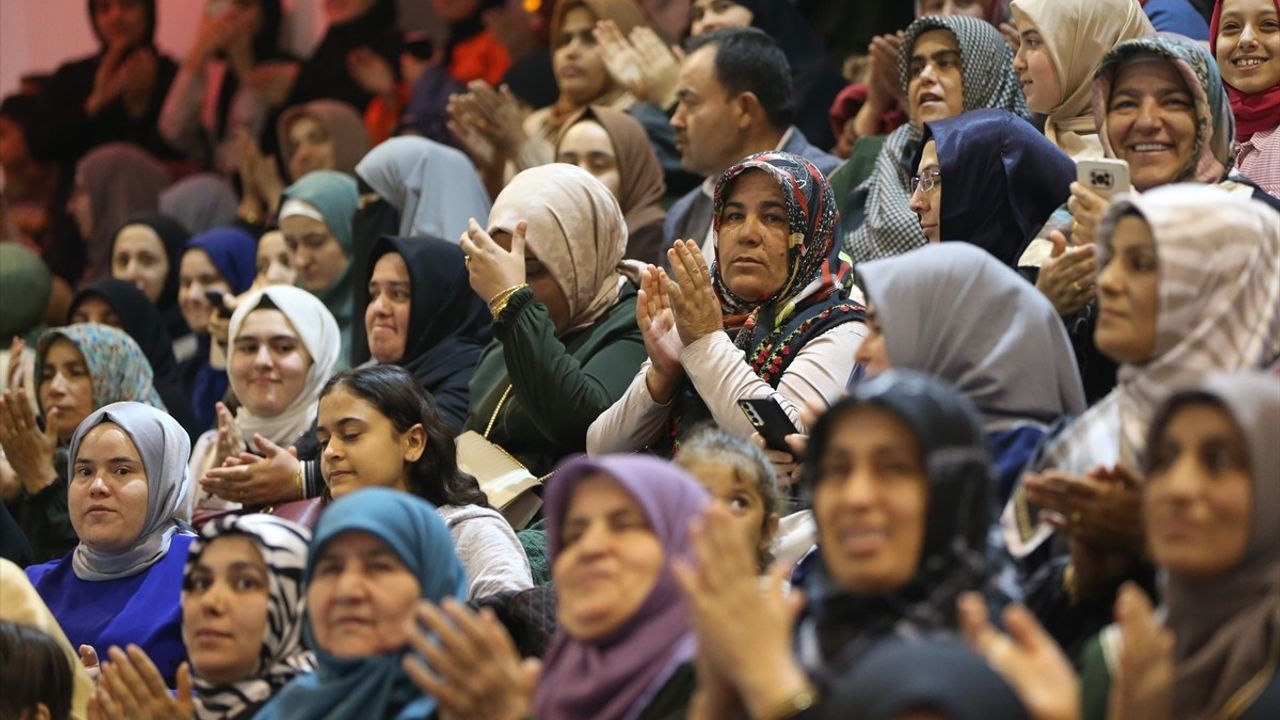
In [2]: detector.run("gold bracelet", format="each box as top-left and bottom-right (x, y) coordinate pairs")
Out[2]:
(760, 687), (818, 720)
(294, 462), (305, 500)
(489, 284), (528, 317)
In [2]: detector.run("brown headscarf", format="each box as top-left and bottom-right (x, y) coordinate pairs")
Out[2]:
(546, 0), (649, 129)
(555, 105), (666, 239)
(276, 100), (372, 179)
(486, 163), (626, 334)
(1149, 373), (1280, 720)
(77, 143), (171, 281)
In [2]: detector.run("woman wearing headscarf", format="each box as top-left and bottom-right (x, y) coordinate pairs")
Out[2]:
(555, 105), (667, 265)
(352, 136), (491, 361)
(159, 0), (296, 174)
(276, 100), (373, 182)
(108, 213), (194, 356)
(68, 278), (200, 440)
(188, 285), (341, 515)
(589, 151), (865, 456)
(1078, 372), (1280, 720)
(158, 174), (239, 235)
(399, 454), (711, 720)
(907, 109), (1075, 267)
(3, 324), (166, 563)
(24, 401), (193, 686)
(38, 0), (179, 166)
(448, 0), (650, 197)
(279, 170), (360, 364)
(66, 143), (171, 282)
(254, 487), (466, 720)
(855, 244), (1086, 501)
(835, 15), (1029, 264)
(357, 236), (492, 432)
(1009, 0), (1153, 159)
(462, 164), (646, 476)
(1003, 184), (1280, 655)
(87, 513), (315, 720)
(675, 371), (995, 716)
(1212, 0), (1280, 198)
(179, 227), (258, 433)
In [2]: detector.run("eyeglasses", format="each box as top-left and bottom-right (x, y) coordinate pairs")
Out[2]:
(910, 170), (942, 195)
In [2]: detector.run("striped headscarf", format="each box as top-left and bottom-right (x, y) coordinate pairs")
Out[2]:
(35, 323), (166, 414)
(1005, 184), (1280, 556)
(1093, 34), (1237, 185)
(843, 14), (1028, 263)
(185, 514), (315, 720)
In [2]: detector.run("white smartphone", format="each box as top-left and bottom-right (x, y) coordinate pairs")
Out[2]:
(1076, 158), (1131, 199)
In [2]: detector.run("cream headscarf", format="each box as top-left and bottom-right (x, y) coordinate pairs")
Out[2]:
(1010, 0), (1153, 158)
(227, 286), (342, 447)
(486, 164), (627, 334)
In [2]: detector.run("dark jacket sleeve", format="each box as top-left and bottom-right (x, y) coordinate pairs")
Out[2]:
(493, 288), (646, 449)
(6, 470), (77, 565)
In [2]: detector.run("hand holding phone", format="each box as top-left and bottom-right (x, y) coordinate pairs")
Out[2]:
(205, 290), (233, 318)
(1076, 158), (1130, 200)
(738, 396), (800, 455)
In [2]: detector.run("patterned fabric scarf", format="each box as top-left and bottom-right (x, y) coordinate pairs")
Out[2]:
(843, 15), (1029, 263)
(188, 515), (315, 720)
(1092, 34), (1237, 185)
(36, 324), (166, 412)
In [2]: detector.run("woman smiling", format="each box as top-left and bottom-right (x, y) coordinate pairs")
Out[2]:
(1212, 0), (1280, 196)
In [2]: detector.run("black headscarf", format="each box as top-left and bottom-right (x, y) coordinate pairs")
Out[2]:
(736, 0), (846, 150)
(817, 637), (1030, 720)
(799, 370), (992, 668)
(68, 278), (200, 440)
(918, 109), (1074, 267)
(358, 236), (492, 432)
(108, 212), (193, 344)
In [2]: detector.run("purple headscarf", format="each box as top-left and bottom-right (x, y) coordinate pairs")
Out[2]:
(535, 455), (710, 720)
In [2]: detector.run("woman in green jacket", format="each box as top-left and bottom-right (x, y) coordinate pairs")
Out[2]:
(460, 163), (645, 477)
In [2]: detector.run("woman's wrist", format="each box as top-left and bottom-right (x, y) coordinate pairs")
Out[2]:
(739, 660), (814, 720)
(645, 365), (680, 405)
(20, 464), (59, 496)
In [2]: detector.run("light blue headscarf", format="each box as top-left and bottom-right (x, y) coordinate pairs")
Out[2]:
(256, 488), (467, 720)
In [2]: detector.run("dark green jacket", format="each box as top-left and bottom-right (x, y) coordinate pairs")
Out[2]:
(7, 458), (77, 564)
(466, 284), (646, 477)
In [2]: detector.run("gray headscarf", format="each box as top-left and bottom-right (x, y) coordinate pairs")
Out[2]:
(843, 15), (1028, 264)
(69, 401), (192, 581)
(158, 173), (239, 235)
(354, 136), (491, 242)
(1149, 373), (1280, 720)
(857, 244), (1085, 432)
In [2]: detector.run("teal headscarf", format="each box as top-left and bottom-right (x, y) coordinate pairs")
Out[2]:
(281, 170), (359, 253)
(256, 488), (467, 720)
(35, 324), (166, 414)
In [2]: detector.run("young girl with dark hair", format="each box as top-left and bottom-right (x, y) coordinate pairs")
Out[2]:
(316, 364), (532, 599)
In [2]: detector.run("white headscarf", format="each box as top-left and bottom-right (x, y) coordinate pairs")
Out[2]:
(355, 136), (492, 242)
(70, 402), (193, 581)
(228, 286), (341, 447)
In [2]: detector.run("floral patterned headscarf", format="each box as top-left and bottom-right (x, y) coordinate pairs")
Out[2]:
(35, 323), (165, 414)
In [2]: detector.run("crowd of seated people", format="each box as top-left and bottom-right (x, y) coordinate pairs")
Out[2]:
(1, 0), (1278, 718)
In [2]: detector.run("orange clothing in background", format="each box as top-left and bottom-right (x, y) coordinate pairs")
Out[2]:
(364, 83), (412, 145)
(448, 29), (512, 87)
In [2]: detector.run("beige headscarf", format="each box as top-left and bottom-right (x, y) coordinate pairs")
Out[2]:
(487, 163), (627, 333)
(1010, 0), (1153, 158)
(276, 100), (372, 179)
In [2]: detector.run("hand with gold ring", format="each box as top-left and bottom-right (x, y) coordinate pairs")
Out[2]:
(1036, 230), (1097, 318)
(459, 217), (528, 304)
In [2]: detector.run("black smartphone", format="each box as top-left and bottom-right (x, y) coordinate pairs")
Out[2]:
(738, 397), (800, 455)
(205, 290), (233, 318)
